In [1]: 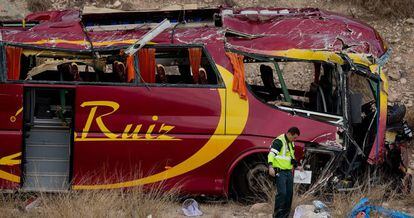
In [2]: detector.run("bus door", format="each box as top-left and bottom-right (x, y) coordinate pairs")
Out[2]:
(22, 87), (74, 191)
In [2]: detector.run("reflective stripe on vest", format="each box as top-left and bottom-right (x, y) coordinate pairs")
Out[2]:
(269, 134), (295, 170)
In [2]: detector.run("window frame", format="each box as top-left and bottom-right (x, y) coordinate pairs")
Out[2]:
(135, 44), (225, 89)
(0, 43), (225, 89)
(0, 43), (5, 82)
(232, 49), (346, 126)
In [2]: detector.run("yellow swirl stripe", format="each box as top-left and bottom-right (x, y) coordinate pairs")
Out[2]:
(73, 64), (249, 189)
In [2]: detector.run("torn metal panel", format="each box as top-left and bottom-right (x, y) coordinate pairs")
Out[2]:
(3, 10), (89, 50)
(222, 8), (386, 59)
(0, 7), (387, 63)
(309, 132), (344, 150)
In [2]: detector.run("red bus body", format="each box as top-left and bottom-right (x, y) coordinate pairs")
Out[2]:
(0, 7), (395, 196)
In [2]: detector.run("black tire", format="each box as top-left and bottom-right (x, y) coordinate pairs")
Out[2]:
(230, 158), (274, 203)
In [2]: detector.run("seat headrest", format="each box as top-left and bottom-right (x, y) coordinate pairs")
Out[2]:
(156, 64), (167, 83)
(198, 67), (208, 84)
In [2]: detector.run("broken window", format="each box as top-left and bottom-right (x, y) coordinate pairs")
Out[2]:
(25, 88), (74, 125)
(348, 72), (377, 151)
(4, 45), (222, 87)
(5, 46), (135, 84)
(243, 55), (342, 124)
(150, 46), (221, 86)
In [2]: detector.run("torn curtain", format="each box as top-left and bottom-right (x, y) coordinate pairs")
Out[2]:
(138, 48), (156, 83)
(226, 52), (247, 99)
(6, 46), (22, 80)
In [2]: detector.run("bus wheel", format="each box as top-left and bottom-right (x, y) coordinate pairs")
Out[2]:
(231, 156), (273, 202)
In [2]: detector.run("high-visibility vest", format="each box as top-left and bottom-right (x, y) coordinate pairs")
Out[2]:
(268, 134), (295, 170)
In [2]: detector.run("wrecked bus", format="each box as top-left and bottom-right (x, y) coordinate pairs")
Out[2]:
(0, 7), (411, 198)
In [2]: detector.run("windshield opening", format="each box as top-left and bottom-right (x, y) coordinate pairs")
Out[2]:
(348, 71), (378, 154)
(243, 55), (343, 125)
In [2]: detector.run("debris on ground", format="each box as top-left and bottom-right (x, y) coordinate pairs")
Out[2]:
(348, 198), (413, 218)
(293, 205), (330, 218)
(182, 198), (203, 217)
(24, 196), (41, 212)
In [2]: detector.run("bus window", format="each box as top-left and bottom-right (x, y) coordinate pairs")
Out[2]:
(244, 57), (342, 124)
(140, 47), (221, 86)
(6, 46), (134, 84)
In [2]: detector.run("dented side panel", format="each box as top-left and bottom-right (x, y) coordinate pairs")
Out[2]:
(223, 8), (386, 58)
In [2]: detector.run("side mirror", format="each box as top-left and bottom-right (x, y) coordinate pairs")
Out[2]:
(350, 93), (362, 124)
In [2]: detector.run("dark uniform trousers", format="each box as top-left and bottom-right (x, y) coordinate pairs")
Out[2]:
(273, 170), (293, 218)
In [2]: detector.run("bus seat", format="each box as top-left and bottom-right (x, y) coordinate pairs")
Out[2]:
(113, 61), (126, 82)
(70, 63), (81, 81)
(198, 67), (208, 84)
(156, 64), (167, 83)
(59, 62), (80, 81)
(260, 65), (279, 97)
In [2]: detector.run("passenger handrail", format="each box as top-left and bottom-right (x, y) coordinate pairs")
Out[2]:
(278, 106), (343, 124)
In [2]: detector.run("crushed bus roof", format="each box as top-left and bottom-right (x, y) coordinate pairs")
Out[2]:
(0, 7), (387, 60)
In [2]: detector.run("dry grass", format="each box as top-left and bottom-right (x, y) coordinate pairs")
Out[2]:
(0, 182), (412, 217)
(0, 184), (179, 218)
(329, 184), (390, 217)
(289, 183), (414, 217)
(333, 0), (414, 18)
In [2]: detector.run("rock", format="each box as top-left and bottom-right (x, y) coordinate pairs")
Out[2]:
(406, 18), (414, 25)
(256, 213), (271, 218)
(120, 2), (133, 11)
(394, 56), (402, 62)
(388, 71), (402, 81)
(293, 205), (330, 218)
(400, 78), (407, 84)
(388, 92), (400, 102)
(249, 203), (272, 214)
(390, 38), (400, 43)
(113, 0), (122, 8)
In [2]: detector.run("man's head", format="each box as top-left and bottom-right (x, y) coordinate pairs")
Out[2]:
(286, 127), (300, 142)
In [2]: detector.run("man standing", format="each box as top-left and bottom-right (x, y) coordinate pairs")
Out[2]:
(268, 127), (301, 218)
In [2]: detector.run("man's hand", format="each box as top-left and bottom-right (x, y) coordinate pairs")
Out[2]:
(297, 165), (304, 172)
(269, 165), (276, 177)
(291, 159), (298, 168)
